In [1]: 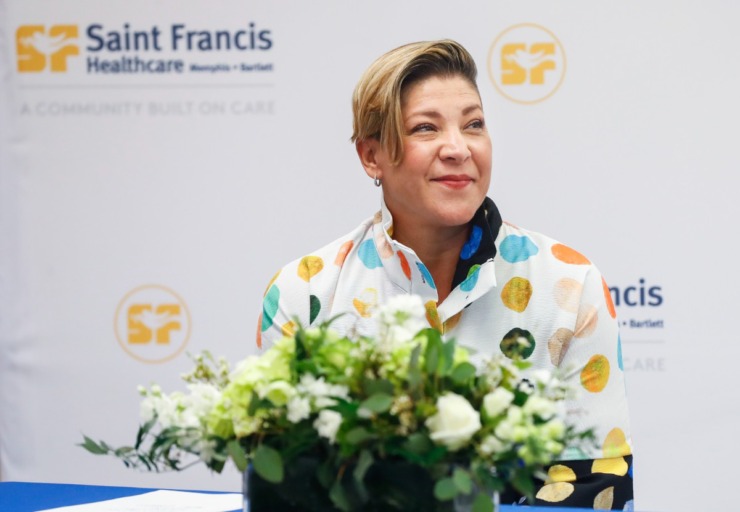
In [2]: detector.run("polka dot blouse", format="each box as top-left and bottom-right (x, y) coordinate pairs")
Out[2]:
(258, 197), (634, 509)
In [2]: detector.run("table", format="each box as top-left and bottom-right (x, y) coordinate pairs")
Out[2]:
(0, 482), (241, 512)
(0, 481), (592, 511)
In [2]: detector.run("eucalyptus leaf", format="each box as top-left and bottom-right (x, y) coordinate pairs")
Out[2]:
(135, 416), (157, 449)
(451, 362), (477, 384)
(353, 449), (374, 481)
(434, 477), (458, 501)
(441, 339), (456, 375)
(317, 460), (334, 488)
(403, 433), (432, 455)
(360, 393), (393, 414)
(409, 344), (422, 370)
(208, 457), (226, 474)
(352, 450), (374, 504)
(423, 329), (446, 376)
(227, 440), (248, 472)
(425, 343), (440, 375)
(136, 454), (154, 471)
(452, 467), (473, 494)
(472, 492), (494, 512)
(329, 480), (353, 512)
(475, 465), (504, 493)
(345, 426), (375, 445)
(253, 444), (284, 483)
(114, 446), (134, 457)
(80, 436), (109, 455)
(511, 468), (536, 500)
(362, 377), (394, 396)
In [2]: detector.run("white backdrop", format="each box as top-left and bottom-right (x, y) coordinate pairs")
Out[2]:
(1, 2), (739, 511)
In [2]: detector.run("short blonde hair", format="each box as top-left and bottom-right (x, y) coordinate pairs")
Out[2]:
(351, 39), (479, 165)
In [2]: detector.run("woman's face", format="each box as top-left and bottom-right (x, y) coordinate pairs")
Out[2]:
(372, 75), (492, 234)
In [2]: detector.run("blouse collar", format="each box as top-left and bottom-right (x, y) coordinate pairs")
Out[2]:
(372, 196), (503, 322)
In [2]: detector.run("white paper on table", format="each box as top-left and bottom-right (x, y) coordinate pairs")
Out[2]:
(36, 490), (243, 512)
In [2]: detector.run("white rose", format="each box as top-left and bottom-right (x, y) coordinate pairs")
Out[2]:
(482, 388), (515, 418)
(313, 409), (343, 444)
(425, 393), (481, 451)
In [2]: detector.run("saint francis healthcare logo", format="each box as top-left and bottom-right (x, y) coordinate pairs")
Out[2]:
(16, 24), (80, 72)
(14, 20), (273, 77)
(609, 277), (668, 373)
(114, 284), (191, 364)
(487, 23), (566, 104)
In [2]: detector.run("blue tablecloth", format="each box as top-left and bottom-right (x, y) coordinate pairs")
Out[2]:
(0, 481), (591, 512)
(0, 482), (241, 512)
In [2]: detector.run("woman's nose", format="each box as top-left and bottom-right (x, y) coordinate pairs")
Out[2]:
(439, 130), (471, 161)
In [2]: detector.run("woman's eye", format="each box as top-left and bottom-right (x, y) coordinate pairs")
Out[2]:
(411, 123), (435, 133)
(467, 119), (485, 130)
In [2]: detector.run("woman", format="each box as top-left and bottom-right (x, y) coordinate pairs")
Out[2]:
(258, 40), (633, 509)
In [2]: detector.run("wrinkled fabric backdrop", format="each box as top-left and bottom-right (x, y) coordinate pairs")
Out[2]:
(1, 2), (738, 511)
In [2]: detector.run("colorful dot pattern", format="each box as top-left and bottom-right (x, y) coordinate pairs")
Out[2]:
(501, 276), (533, 312)
(500, 234), (539, 263)
(459, 265), (481, 293)
(256, 196), (633, 507)
(460, 225), (483, 260)
(533, 455), (633, 509)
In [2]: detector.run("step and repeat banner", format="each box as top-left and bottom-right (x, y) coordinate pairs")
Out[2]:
(1, 2), (739, 511)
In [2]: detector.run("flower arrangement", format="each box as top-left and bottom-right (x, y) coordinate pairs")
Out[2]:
(83, 295), (592, 512)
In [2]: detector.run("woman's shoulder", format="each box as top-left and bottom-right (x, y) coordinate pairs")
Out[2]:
(284, 214), (375, 268)
(267, 213), (376, 291)
(496, 221), (598, 273)
(257, 213), (378, 346)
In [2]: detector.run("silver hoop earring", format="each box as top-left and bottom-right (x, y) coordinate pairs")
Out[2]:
(374, 175), (382, 187)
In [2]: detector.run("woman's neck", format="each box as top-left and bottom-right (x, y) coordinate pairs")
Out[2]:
(393, 222), (469, 304)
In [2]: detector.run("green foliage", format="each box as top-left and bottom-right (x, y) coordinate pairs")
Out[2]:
(227, 440), (247, 472)
(82, 296), (594, 511)
(80, 435), (109, 455)
(472, 493), (495, 512)
(434, 477), (457, 501)
(451, 362), (476, 385)
(253, 444), (284, 483)
(452, 467), (473, 495)
(359, 393), (393, 414)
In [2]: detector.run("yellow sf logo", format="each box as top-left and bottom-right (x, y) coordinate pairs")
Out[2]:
(501, 43), (556, 85)
(127, 304), (181, 344)
(16, 24), (79, 72)
(488, 24), (566, 104)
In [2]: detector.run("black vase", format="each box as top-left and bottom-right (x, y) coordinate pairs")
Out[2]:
(243, 457), (455, 512)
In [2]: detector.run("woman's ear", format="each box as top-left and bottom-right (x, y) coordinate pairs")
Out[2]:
(356, 139), (384, 180)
